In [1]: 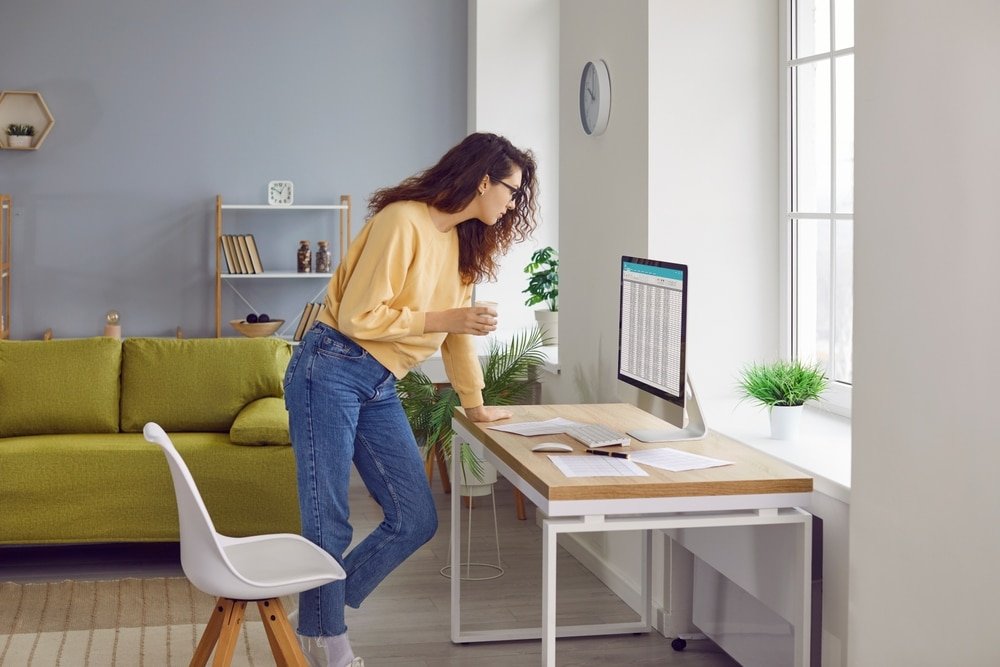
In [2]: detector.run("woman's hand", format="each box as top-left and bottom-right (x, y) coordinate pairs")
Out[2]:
(465, 405), (512, 423)
(425, 306), (497, 336)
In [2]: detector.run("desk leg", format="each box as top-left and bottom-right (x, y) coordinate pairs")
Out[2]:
(541, 519), (557, 666)
(642, 529), (653, 631)
(794, 512), (813, 667)
(450, 435), (462, 643)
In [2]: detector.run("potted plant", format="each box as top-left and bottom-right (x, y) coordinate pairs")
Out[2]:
(737, 359), (828, 440)
(398, 326), (547, 494)
(6, 123), (35, 149)
(523, 246), (558, 344)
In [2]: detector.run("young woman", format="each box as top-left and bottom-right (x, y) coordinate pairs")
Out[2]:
(283, 132), (538, 667)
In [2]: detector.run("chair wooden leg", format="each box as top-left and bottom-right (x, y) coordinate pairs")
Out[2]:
(513, 488), (527, 520)
(257, 598), (307, 667)
(190, 598), (228, 667)
(210, 599), (246, 667)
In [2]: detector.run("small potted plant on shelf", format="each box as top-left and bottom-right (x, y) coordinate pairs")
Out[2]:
(737, 359), (828, 440)
(5, 124), (35, 149)
(522, 246), (558, 345)
(398, 326), (546, 495)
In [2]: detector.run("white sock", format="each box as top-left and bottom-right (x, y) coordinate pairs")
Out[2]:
(325, 632), (355, 667)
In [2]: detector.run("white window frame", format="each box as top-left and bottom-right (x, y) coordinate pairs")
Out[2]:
(779, 0), (853, 417)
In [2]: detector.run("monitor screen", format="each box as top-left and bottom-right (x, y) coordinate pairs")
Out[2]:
(617, 256), (688, 407)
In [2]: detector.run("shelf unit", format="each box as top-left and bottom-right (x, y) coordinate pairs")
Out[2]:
(214, 194), (352, 338)
(1, 195), (10, 339)
(0, 91), (55, 150)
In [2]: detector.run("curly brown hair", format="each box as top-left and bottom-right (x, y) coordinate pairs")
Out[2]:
(368, 132), (538, 284)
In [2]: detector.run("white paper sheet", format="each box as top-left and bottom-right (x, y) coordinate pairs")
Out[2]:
(486, 417), (584, 437)
(628, 447), (733, 472)
(548, 454), (649, 478)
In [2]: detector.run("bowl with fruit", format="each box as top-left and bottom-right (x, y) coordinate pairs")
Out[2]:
(230, 313), (284, 338)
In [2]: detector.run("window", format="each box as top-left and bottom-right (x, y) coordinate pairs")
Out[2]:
(784, 0), (854, 414)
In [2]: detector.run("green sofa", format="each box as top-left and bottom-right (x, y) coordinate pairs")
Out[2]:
(0, 336), (300, 545)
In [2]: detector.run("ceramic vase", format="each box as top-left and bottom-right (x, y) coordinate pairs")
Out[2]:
(8, 136), (31, 148)
(534, 309), (558, 345)
(769, 405), (803, 440)
(459, 455), (498, 497)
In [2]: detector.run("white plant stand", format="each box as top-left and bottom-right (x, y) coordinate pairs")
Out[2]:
(440, 451), (504, 581)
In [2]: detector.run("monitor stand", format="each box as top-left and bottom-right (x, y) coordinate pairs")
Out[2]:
(628, 374), (707, 442)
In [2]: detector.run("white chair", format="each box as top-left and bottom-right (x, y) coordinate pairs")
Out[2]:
(143, 422), (345, 667)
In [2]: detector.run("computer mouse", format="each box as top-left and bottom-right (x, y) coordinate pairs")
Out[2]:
(531, 442), (574, 453)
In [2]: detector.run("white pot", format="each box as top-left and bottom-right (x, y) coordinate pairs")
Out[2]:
(534, 309), (558, 345)
(459, 456), (498, 497)
(769, 405), (803, 440)
(8, 135), (32, 149)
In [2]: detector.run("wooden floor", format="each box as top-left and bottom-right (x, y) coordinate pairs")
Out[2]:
(0, 470), (739, 666)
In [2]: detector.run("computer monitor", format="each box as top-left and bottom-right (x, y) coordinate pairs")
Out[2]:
(617, 256), (706, 442)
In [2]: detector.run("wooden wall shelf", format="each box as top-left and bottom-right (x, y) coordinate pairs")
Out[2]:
(0, 91), (55, 150)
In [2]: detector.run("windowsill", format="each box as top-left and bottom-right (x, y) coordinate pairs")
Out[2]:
(539, 344), (559, 376)
(700, 395), (851, 504)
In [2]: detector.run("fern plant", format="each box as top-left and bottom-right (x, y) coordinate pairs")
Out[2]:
(397, 326), (547, 482)
(737, 359), (828, 408)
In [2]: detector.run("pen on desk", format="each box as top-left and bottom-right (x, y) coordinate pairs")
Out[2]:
(585, 449), (630, 460)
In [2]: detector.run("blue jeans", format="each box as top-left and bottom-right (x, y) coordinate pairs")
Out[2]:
(283, 322), (438, 637)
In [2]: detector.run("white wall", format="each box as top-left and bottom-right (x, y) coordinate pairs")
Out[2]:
(554, 0), (779, 412)
(552, 0), (650, 406)
(0, 0), (469, 338)
(468, 0), (559, 332)
(849, 1), (1000, 664)
(553, 0), (781, 640)
(649, 0), (779, 400)
(551, 0), (654, 617)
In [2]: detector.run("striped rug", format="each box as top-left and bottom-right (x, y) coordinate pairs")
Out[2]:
(0, 578), (295, 666)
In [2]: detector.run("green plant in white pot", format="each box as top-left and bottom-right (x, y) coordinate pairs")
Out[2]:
(523, 246), (558, 345)
(737, 359), (828, 440)
(5, 123), (35, 149)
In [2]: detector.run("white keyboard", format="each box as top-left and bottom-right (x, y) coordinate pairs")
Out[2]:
(565, 423), (631, 448)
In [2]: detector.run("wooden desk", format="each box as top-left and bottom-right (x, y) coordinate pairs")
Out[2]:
(450, 403), (814, 666)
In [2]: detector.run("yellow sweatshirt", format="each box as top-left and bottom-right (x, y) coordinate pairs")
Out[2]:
(317, 200), (485, 408)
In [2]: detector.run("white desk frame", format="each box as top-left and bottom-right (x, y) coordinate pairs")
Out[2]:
(450, 419), (813, 667)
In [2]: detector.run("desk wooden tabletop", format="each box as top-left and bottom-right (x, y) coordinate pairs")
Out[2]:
(453, 403), (813, 501)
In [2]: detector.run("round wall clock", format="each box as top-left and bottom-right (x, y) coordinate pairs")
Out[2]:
(267, 180), (294, 206)
(579, 59), (611, 136)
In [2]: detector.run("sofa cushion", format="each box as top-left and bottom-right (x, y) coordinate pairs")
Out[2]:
(0, 337), (122, 437)
(0, 432), (300, 544)
(120, 337), (291, 433)
(230, 397), (291, 446)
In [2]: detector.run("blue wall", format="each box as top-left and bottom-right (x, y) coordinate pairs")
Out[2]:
(0, 0), (467, 338)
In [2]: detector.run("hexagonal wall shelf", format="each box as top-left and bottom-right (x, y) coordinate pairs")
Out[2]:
(0, 91), (55, 150)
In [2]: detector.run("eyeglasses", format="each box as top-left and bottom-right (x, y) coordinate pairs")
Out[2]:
(490, 176), (523, 204)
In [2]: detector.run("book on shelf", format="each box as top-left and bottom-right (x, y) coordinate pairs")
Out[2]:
(223, 235), (248, 274)
(306, 302), (325, 332)
(292, 303), (312, 342)
(293, 301), (326, 341)
(221, 235), (239, 274)
(236, 236), (255, 274)
(244, 234), (265, 274)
